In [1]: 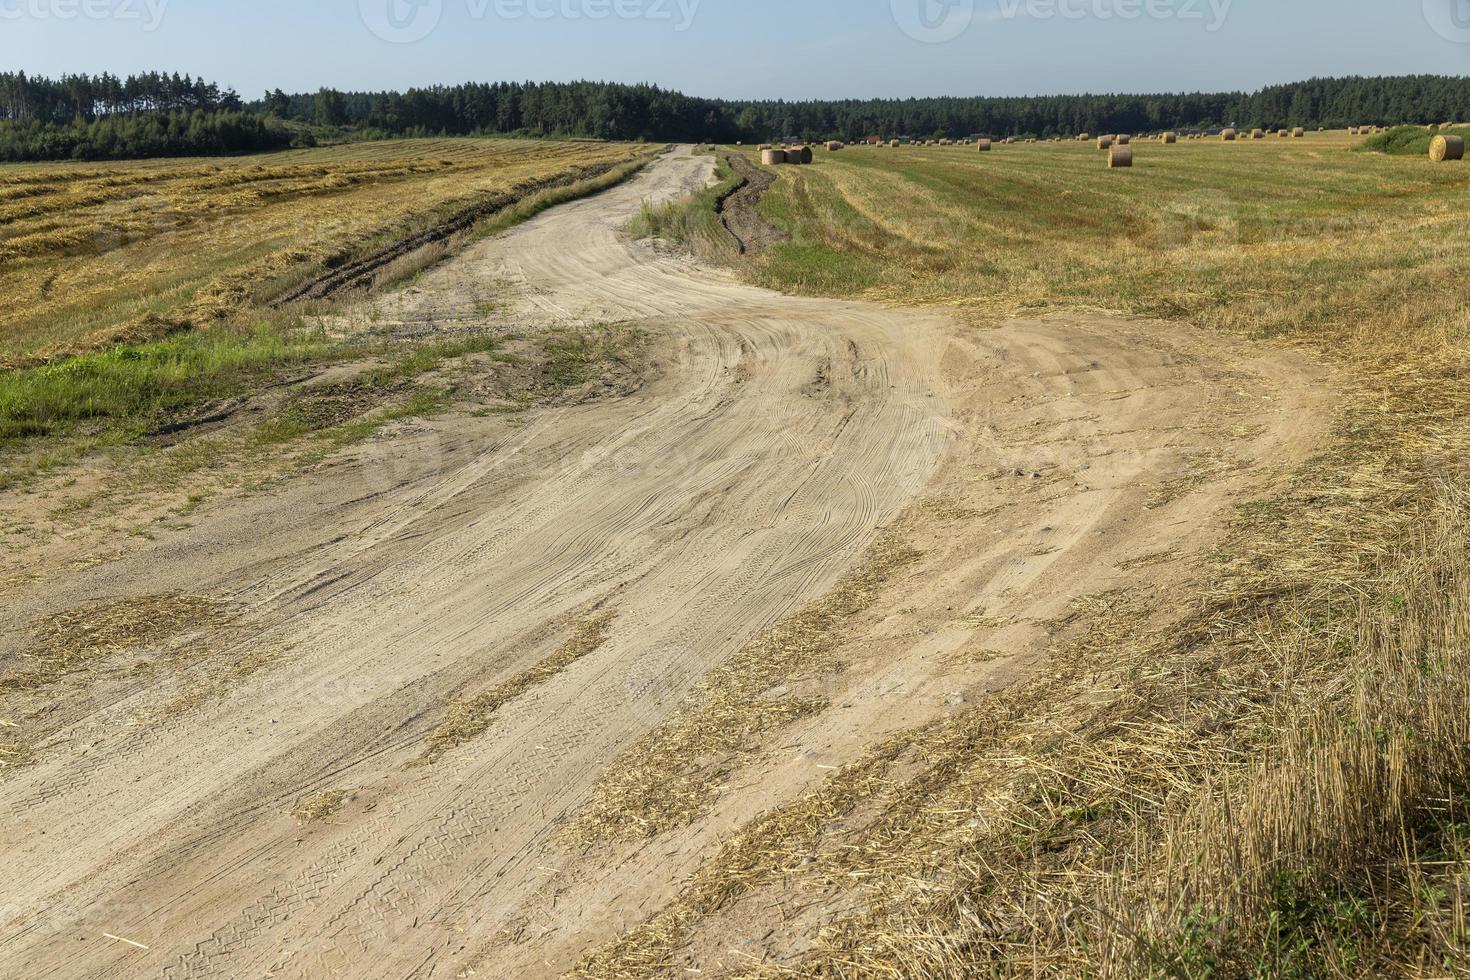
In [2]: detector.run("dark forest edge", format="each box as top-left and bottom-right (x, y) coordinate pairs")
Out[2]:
(3, 70), (1469, 162)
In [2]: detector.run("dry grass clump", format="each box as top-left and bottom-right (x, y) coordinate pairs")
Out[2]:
(289, 789), (350, 824)
(1101, 506), (1470, 976)
(3, 593), (229, 692)
(420, 610), (617, 763)
(0, 723), (34, 770)
(567, 533), (919, 844)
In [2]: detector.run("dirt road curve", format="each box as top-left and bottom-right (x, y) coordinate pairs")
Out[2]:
(0, 147), (1329, 978)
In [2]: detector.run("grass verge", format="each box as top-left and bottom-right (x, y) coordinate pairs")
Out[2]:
(627, 154), (742, 262)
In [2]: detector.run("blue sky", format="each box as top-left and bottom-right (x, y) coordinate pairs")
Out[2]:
(5, 0), (1470, 99)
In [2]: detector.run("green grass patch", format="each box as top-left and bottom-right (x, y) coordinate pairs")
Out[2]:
(1361, 124), (1470, 156)
(0, 320), (333, 444)
(626, 155), (741, 260)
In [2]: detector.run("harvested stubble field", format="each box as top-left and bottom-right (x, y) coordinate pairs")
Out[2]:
(560, 131), (1470, 977)
(1, 137), (654, 364)
(0, 137), (658, 521)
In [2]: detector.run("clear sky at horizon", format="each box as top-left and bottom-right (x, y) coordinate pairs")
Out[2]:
(5, 0), (1470, 99)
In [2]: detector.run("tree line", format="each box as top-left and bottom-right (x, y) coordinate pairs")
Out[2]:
(264, 75), (1470, 142)
(0, 110), (292, 163)
(0, 71), (243, 122)
(3, 71), (1470, 161)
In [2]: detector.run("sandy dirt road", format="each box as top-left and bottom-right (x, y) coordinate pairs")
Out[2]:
(0, 148), (1329, 978)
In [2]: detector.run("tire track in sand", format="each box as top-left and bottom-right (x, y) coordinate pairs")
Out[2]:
(0, 148), (953, 979)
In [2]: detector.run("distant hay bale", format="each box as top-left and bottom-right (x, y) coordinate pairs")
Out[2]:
(1292, 127), (1305, 137)
(758, 143), (773, 151)
(1078, 132), (1091, 141)
(1278, 129), (1290, 138)
(825, 140), (844, 151)
(1348, 127), (1358, 135)
(761, 149), (787, 165)
(1251, 128), (1264, 139)
(1098, 135), (1114, 149)
(1161, 132), (1177, 143)
(1430, 134), (1465, 162)
(792, 145), (813, 164)
(1221, 129), (1237, 140)
(977, 138), (992, 151)
(1117, 134), (1131, 145)
(1108, 145), (1133, 168)
(890, 138), (900, 148)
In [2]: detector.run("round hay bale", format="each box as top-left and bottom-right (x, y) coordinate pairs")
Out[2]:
(1098, 136), (1114, 149)
(977, 138), (992, 151)
(1278, 129), (1289, 138)
(758, 143), (773, 151)
(1430, 134), (1465, 162)
(761, 149), (787, 165)
(1251, 128), (1264, 139)
(1117, 134), (1131, 145)
(1108, 145), (1133, 168)
(1292, 127), (1305, 137)
(792, 145), (813, 164)
(1078, 133), (1091, 141)
(1162, 131), (1177, 143)
(1221, 128), (1237, 141)
(890, 139), (900, 148)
